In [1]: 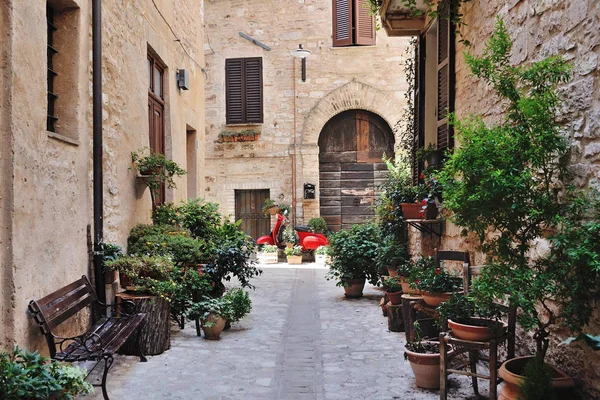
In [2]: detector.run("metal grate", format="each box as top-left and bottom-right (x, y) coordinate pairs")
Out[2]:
(47, 4), (58, 132)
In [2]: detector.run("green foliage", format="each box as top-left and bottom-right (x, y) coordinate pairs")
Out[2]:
(315, 245), (330, 256)
(405, 321), (439, 354)
(436, 292), (505, 328)
(105, 255), (177, 299)
(178, 199), (222, 240)
(285, 245), (303, 257)
(261, 244), (278, 253)
(376, 235), (409, 272)
(413, 266), (460, 293)
(519, 356), (557, 400)
(261, 198), (278, 216)
(0, 347), (93, 400)
(383, 276), (402, 293)
(326, 223), (382, 287)
(223, 288), (252, 323)
(187, 288), (252, 326)
(282, 226), (298, 245)
(151, 203), (182, 226)
(169, 269), (214, 318)
(308, 217), (328, 234)
(438, 18), (574, 358)
(130, 147), (186, 203)
(98, 243), (123, 263)
(403, 255), (435, 284)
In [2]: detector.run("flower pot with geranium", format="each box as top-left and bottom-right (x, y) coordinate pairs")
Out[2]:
(383, 276), (403, 305)
(412, 264), (461, 307)
(397, 255), (434, 295)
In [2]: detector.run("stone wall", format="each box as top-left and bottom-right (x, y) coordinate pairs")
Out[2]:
(407, 0), (600, 396)
(203, 0), (411, 225)
(0, 0), (205, 353)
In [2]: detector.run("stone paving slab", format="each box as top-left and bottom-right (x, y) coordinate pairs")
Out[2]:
(85, 264), (486, 399)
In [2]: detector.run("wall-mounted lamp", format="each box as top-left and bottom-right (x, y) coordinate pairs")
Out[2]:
(290, 44), (311, 82)
(176, 69), (190, 90)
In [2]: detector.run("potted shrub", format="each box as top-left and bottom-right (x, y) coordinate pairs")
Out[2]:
(285, 245), (303, 264)
(105, 254), (174, 292)
(0, 347), (94, 399)
(260, 244), (279, 264)
(404, 321), (451, 389)
(325, 223), (381, 298)
(130, 147), (186, 205)
(187, 297), (230, 339)
(376, 236), (409, 278)
(412, 265), (461, 307)
(315, 245), (329, 264)
(308, 217), (328, 234)
(398, 256), (433, 295)
(262, 198), (280, 216)
(282, 226), (298, 248)
(383, 276), (402, 305)
(223, 288), (252, 325)
(436, 293), (506, 342)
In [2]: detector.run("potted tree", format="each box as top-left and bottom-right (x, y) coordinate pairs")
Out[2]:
(285, 245), (303, 265)
(260, 244), (279, 264)
(325, 223), (381, 298)
(130, 147), (187, 205)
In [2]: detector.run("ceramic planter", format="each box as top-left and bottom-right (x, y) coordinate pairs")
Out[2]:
(422, 292), (454, 307)
(448, 318), (506, 342)
(386, 290), (403, 305)
(260, 252), (278, 264)
(387, 267), (399, 277)
(404, 342), (449, 389)
(287, 255), (303, 264)
(400, 203), (438, 220)
(498, 356), (574, 400)
(342, 278), (366, 298)
(201, 314), (227, 340)
(400, 279), (420, 295)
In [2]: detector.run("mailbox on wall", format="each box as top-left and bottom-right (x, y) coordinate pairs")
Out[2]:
(304, 183), (315, 199)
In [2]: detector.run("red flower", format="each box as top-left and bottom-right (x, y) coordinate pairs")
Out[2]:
(421, 199), (428, 205)
(435, 268), (441, 275)
(415, 279), (420, 285)
(211, 282), (215, 287)
(419, 173), (425, 180)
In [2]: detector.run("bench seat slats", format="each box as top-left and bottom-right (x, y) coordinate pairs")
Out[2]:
(47, 292), (96, 329)
(36, 277), (90, 308)
(44, 285), (95, 322)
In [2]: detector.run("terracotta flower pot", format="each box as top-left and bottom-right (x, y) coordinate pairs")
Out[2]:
(387, 267), (398, 277)
(119, 272), (132, 288)
(448, 318), (506, 342)
(201, 314), (227, 340)
(400, 279), (420, 295)
(404, 342), (451, 389)
(343, 278), (366, 298)
(401, 203), (438, 220)
(386, 290), (403, 305)
(422, 291), (454, 307)
(287, 255), (303, 264)
(498, 356), (574, 400)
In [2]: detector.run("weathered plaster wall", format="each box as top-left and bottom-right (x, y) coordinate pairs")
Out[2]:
(408, 0), (600, 396)
(204, 0), (411, 225)
(0, 0), (205, 352)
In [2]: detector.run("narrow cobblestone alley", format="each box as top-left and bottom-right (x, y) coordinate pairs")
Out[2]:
(87, 265), (478, 400)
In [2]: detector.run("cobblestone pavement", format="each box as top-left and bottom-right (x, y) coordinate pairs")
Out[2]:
(86, 264), (482, 400)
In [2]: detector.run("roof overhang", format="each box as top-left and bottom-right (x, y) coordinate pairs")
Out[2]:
(380, 0), (428, 37)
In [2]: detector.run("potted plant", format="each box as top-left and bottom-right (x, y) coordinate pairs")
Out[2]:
(383, 276), (402, 305)
(398, 256), (433, 295)
(412, 265), (461, 307)
(285, 245), (303, 264)
(315, 245), (329, 264)
(262, 198), (280, 216)
(105, 254), (174, 292)
(308, 217), (328, 234)
(436, 293), (506, 341)
(416, 143), (442, 167)
(187, 297), (231, 340)
(404, 321), (451, 389)
(282, 226), (298, 248)
(0, 347), (94, 399)
(325, 223), (381, 298)
(223, 288), (252, 325)
(376, 235), (409, 278)
(130, 147), (187, 205)
(260, 244), (279, 264)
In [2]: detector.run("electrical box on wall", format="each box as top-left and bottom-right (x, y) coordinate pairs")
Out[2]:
(304, 183), (315, 199)
(176, 69), (190, 90)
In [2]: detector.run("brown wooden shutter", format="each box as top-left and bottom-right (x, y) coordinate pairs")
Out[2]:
(436, 2), (455, 151)
(354, 0), (375, 46)
(333, 0), (353, 46)
(226, 59), (244, 124)
(244, 58), (263, 124)
(412, 35), (426, 185)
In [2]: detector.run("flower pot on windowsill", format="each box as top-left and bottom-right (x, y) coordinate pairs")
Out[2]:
(287, 255), (303, 265)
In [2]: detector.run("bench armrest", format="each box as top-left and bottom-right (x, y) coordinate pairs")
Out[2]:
(52, 331), (108, 356)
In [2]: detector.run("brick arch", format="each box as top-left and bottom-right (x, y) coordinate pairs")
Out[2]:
(300, 80), (403, 146)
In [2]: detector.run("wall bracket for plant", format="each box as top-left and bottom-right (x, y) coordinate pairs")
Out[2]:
(405, 219), (443, 237)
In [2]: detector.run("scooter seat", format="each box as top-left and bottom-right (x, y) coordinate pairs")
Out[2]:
(295, 225), (311, 232)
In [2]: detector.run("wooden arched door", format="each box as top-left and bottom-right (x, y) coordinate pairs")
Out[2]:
(318, 110), (394, 231)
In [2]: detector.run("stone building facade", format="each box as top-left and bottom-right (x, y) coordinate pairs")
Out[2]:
(0, 0), (205, 352)
(383, 0), (600, 396)
(203, 0), (411, 233)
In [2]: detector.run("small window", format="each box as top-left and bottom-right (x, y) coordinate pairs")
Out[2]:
(332, 0), (375, 47)
(148, 55), (164, 100)
(47, 4), (58, 132)
(225, 58), (263, 125)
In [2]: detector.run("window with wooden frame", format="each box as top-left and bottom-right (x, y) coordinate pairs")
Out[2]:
(332, 0), (376, 47)
(47, 4), (58, 132)
(148, 52), (166, 206)
(225, 58), (263, 125)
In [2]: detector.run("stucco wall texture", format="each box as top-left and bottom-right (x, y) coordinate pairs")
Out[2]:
(203, 0), (411, 224)
(406, 0), (600, 397)
(0, 0), (206, 353)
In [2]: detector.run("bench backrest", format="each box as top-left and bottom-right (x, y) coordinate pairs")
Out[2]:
(28, 276), (97, 346)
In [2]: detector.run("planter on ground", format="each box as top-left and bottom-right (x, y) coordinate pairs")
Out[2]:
(287, 255), (303, 264)
(201, 314), (227, 340)
(448, 318), (506, 342)
(342, 278), (366, 298)
(315, 254), (327, 264)
(259, 252), (278, 264)
(404, 341), (450, 389)
(498, 356), (574, 400)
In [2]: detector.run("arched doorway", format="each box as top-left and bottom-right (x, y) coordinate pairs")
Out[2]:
(318, 110), (394, 231)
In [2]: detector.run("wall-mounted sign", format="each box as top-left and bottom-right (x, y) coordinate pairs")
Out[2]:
(304, 183), (315, 199)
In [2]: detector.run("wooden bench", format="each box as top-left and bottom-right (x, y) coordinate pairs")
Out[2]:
(28, 276), (147, 400)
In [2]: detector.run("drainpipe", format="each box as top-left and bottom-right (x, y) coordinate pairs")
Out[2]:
(92, 0), (105, 306)
(292, 59), (297, 227)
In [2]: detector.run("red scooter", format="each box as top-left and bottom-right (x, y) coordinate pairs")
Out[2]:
(256, 212), (328, 251)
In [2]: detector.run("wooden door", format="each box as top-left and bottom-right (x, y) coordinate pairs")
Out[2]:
(148, 54), (165, 207)
(235, 190), (271, 240)
(319, 110), (394, 231)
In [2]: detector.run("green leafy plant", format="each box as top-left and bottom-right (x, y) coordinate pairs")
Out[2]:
(308, 217), (328, 234)
(404, 321), (439, 355)
(261, 244), (278, 253)
(383, 276), (402, 293)
(436, 292), (505, 329)
(279, 203), (292, 216)
(98, 243), (123, 263)
(326, 223), (382, 287)
(177, 199), (222, 240)
(262, 198), (279, 216)
(187, 297), (233, 327)
(315, 245), (330, 256)
(223, 288), (252, 323)
(0, 347), (93, 400)
(519, 355), (557, 400)
(282, 226), (298, 245)
(413, 266), (460, 293)
(151, 203), (183, 226)
(130, 147), (186, 204)
(438, 18), (576, 359)
(376, 235), (409, 273)
(218, 129), (259, 141)
(285, 245), (303, 257)
(404, 255), (435, 284)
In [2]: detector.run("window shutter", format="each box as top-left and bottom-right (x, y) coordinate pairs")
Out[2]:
(412, 35), (426, 185)
(354, 0), (375, 46)
(225, 59), (244, 124)
(244, 58), (263, 123)
(436, 2), (455, 151)
(333, 0), (353, 47)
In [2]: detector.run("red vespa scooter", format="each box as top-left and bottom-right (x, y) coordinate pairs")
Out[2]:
(256, 212), (328, 251)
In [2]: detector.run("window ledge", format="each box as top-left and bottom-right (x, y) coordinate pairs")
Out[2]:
(47, 131), (79, 146)
(329, 45), (377, 50)
(224, 123), (263, 127)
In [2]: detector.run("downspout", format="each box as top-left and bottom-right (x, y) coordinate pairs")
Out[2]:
(292, 59), (297, 226)
(92, 0), (105, 306)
